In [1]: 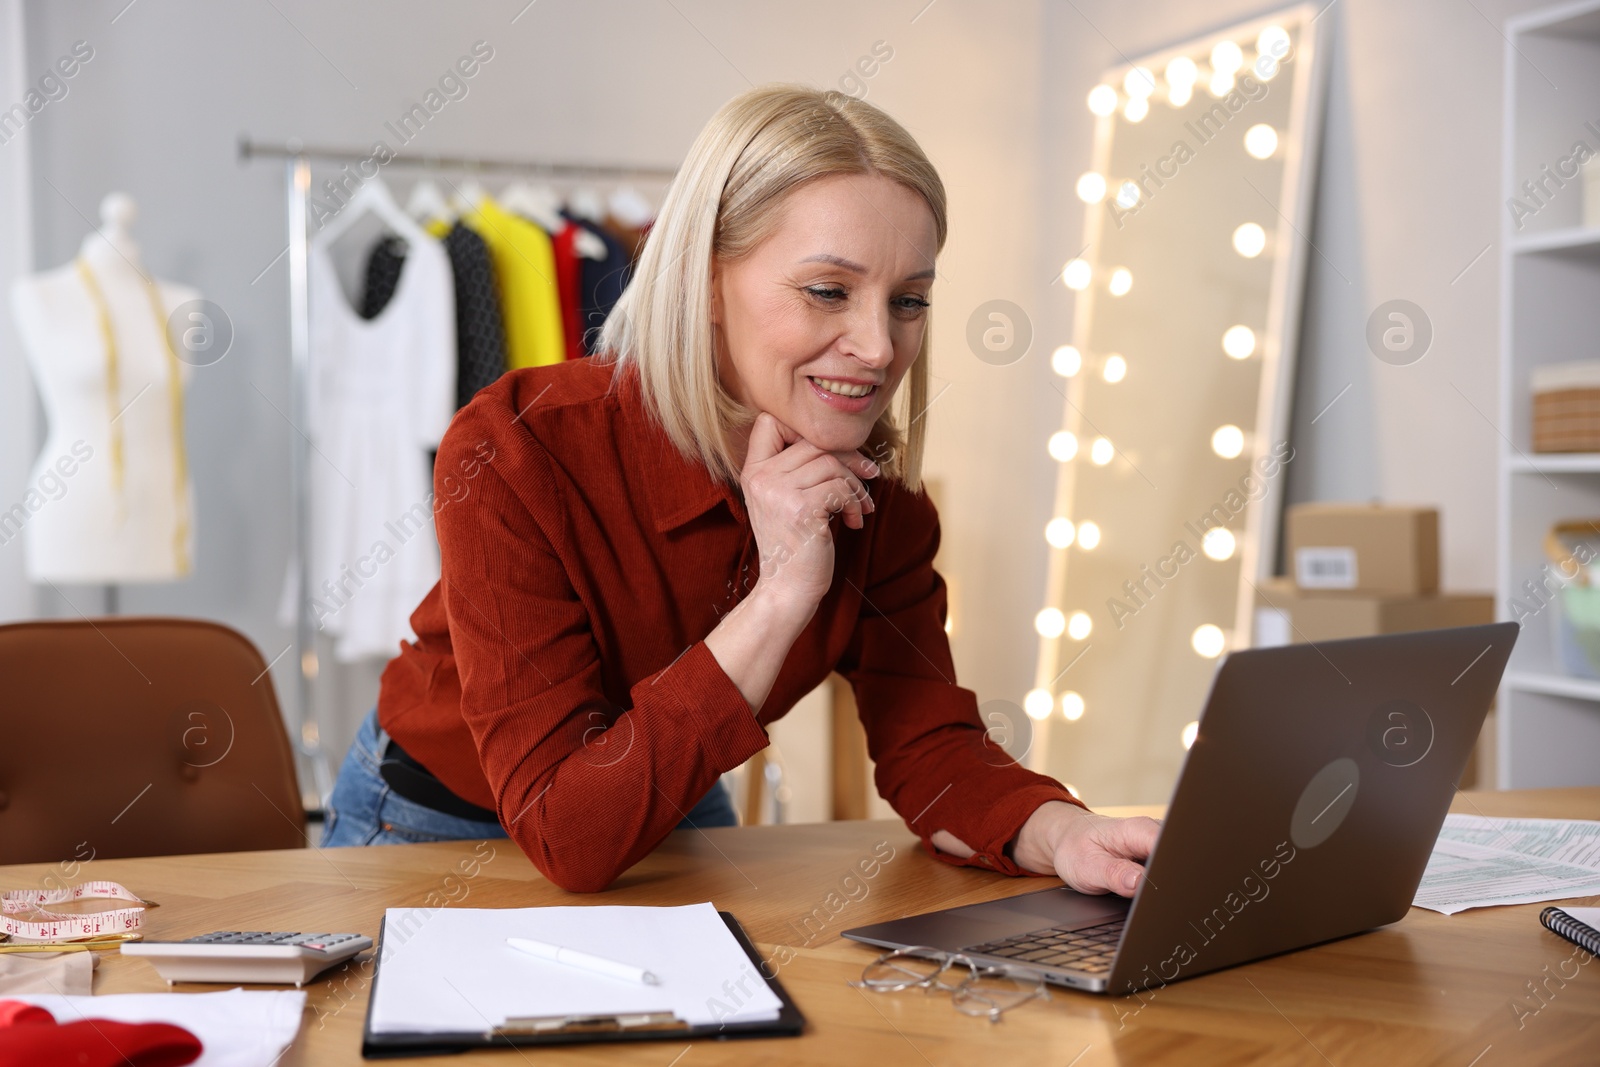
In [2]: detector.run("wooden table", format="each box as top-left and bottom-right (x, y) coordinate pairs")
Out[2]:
(3, 789), (1599, 1065)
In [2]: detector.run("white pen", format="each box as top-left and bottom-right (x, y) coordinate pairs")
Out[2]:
(506, 937), (660, 985)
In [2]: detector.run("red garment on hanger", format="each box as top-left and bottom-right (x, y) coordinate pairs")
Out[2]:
(0, 999), (202, 1067)
(552, 222), (585, 361)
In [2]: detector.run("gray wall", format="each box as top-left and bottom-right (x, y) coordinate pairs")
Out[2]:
(4, 0), (1540, 801)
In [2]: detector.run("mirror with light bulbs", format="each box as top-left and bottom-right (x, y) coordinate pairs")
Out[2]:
(1026, 5), (1329, 805)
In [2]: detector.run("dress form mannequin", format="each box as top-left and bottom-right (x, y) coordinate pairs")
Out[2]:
(9, 193), (198, 585)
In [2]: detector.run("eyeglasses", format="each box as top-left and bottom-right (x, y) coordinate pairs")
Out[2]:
(850, 947), (1049, 1023)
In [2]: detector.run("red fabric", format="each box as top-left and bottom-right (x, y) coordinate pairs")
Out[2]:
(0, 1001), (202, 1067)
(0, 1001), (51, 1028)
(551, 222), (584, 362)
(378, 357), (1083, 892)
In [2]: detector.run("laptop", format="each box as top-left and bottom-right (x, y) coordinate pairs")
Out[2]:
(842, 622), (1518, 997)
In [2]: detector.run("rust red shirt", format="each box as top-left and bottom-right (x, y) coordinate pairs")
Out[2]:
(378, 356), (1081, 891)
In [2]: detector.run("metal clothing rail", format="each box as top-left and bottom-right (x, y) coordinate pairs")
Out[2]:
(238, 136), (678, 813)
(238, 137), (682, 180)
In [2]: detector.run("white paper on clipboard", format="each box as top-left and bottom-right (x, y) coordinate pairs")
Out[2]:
(368, 902), (782, 1034)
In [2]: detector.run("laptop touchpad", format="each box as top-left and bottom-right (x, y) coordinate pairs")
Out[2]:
(977, 890), (1129, 930)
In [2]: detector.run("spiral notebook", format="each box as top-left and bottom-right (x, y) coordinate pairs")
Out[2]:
(1540, 906), (1600, 955)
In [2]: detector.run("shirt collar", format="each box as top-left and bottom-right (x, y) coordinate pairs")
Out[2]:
(616, 363), (747, 532)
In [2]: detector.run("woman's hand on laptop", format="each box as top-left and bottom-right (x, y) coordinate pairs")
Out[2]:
(1010, 801), (1161, 897)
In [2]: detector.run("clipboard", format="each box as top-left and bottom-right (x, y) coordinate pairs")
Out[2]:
(360, 910), (805, 1058)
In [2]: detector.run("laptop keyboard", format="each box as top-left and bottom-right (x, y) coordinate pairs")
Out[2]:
(962, 917), (1126, 975)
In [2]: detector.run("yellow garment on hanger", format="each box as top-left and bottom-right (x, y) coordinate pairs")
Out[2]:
(460, 196), (565, 369)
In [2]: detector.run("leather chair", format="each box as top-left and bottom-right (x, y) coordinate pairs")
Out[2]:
(0, 617), (306, 865)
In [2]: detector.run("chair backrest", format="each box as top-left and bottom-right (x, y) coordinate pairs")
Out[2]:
(0, 617), (305, 865)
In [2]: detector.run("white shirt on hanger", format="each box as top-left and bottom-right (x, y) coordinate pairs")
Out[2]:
(279, 185), (456, 662)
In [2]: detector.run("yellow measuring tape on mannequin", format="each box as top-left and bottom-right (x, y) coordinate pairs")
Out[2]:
(74, 256), (192, 576)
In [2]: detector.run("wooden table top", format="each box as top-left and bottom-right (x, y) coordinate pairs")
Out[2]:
(2, 788), (1598, 1065)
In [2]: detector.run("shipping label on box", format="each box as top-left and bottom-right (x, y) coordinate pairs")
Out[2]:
(1295, 546), (1359, 589)
(1285, 503), (1440, 596)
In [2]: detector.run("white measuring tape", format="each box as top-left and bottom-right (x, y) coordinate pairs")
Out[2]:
(1, 881), (153, 943)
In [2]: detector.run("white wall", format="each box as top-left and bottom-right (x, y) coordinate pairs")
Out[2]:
(7, 0), (1552, 803)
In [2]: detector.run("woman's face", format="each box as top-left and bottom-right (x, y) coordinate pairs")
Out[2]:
(711, 171), (937, 457)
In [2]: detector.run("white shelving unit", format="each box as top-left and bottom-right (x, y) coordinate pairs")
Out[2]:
(1497, 0), (1600, 787)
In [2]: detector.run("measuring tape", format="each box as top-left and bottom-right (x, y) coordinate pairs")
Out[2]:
(1, 882), (153, 943)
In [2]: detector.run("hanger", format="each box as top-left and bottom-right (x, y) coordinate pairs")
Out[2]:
(447, 177), (488, 218)
(608, 185), (655, 228)
(499, 180), (564, 233)
(567, 187), (607, 223)
(311, 177), (418, 252)
(406, 179), (453, 226)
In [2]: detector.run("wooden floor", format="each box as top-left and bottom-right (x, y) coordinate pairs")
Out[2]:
(1, 789), (1597, 1064)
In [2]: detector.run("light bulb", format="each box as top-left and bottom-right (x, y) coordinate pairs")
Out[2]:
(1051, 344), (1082, 377)
(1168, 82), (1193, 107)
(1115, 181), (1141, 209)
(1108, 267), (1133, 296)
(1090, 437), (1114, 466)
(1062, 258), (1092, 290)
(1181, 719), (1200, 749)
(1244, 124), (1278, 159)
(1076, 172), (1107, 204)
(1165, 56), (1198, 88)
(1211, 424), (1245, 459)
(1064, 783), (1082, 800)
(1192, 623), (1226, 658)
(1202, 527), (1237, 561)
(1048, 430), (1079, 462)
(1024, 688), (1053, 720)
(1061, 691), (1085, 721)
(1209, 69), (1235, 97)
(1045, 517), (1076, 548)
(1087, 85), (1118, 117)
(1035, 607), (1066, 639)
(1102, 354), (1127, 382)
(1210, 40), (1244, 75)
(1253, 52), (1281, 81)
(1067, 610), (1093, 640)
(1257, 26), (1291, 59)
(1233, 222), (1267, 258)
(1124, 96), (1149, 123)
(1076, 520), (1101, 550)
(1222, 324), (1256, 359)
(944, 615), (952, 634)
(1124, 66), (1156, 99)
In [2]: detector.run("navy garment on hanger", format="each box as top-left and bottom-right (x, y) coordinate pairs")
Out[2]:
(565, 210), (631, 356)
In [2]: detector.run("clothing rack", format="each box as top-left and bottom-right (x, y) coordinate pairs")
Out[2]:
(238, 136), (679, 813)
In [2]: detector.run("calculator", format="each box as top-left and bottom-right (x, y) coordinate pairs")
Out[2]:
(121, 931), (373, 986)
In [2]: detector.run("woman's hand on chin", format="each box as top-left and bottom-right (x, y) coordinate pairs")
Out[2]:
(740, 410), (880, 611)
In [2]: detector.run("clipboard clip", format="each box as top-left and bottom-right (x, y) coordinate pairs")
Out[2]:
(495, 1011), (690, 1035)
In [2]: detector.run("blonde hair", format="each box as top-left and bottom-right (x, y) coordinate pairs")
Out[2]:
(595, 83), (947, 493)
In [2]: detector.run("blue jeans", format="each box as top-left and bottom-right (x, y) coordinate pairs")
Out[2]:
(323, 707), (738, 846)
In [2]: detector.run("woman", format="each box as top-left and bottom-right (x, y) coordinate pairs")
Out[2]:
(324, 84), (1159, 895)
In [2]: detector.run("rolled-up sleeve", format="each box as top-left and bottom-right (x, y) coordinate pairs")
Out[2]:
(434, 422), (769, 893)
(837, 481), (1085, 876)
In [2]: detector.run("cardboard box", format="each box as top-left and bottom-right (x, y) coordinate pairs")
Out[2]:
(1252, 577), (1491, 646)
(1285, 503), (1440, 595)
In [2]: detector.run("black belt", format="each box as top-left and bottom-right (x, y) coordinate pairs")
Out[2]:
(378, 737), (500, 823)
